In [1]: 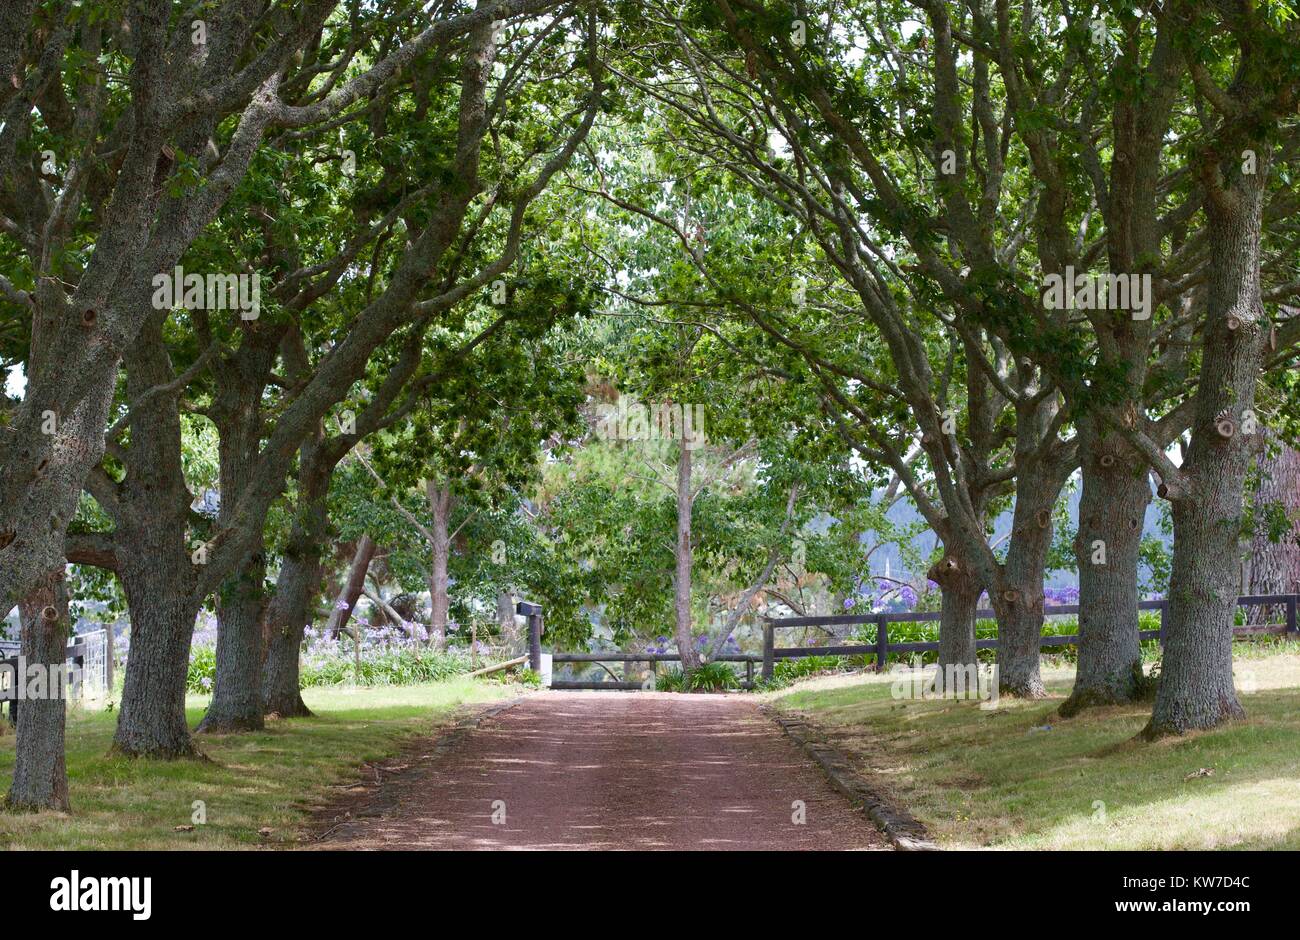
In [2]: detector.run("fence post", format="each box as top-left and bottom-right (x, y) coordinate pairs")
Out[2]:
(875, 614), (888, 673)
(1289, 595), (1298, 635)
(516, 601), (543, 672)
(105, 626), (115, 692)
(761, 621), (774, 680)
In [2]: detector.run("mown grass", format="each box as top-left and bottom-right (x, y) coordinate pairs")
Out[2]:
(768, 645), (1300, 850)
(0, 677), (519, 850)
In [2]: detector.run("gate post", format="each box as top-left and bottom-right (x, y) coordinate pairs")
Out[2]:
(516, 601), (543, 672)
(875, 614), (888, 673)
(761, 621), (774, 681)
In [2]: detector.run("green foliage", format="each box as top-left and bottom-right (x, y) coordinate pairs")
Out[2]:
(687, 661), (741, 691)
(653, 668), (686, 692)
(186, 647), (217, 694)
(653, 662), (741, 692)
(300, 649), (471, 688)
(186, 644), (472, 692)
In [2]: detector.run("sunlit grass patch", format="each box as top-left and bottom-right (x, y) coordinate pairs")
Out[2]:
(770, 648), (1300, 850)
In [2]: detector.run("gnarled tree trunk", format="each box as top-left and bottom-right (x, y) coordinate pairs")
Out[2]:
(261, 431), (334, 719)
(197, 550), (268, 734)
(1062, 424), (1151, 716)
(7, 570), (71, 811)
(926, 553), (982, 696)
(113, 561), (203, 759)
(111, 317), (203, 759)
(1145, 145), (1268, 738)
(261, 557), (318, 720)
(990, 466), (1068, 699)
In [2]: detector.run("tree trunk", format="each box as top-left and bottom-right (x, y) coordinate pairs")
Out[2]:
(926, 553), (982, 695)
(7, 570), (71, 811)
(496, 590), (521, 655)
(1245, 436), (1300, 624)
(426, 482), (452, 648)
(990, 470), (1065, 699)
(261, 532), (319, 720)
(113, 562), (203, 759)
(1145, 148), (1268, 738)
(674, 445), (700, 673)
(262, 440), (332, 719)
(196, 551), (268, 734)
(111, 317), (203, 759)
(1062, 425), (1150, 716)
(0, 385), (115, 618)
(326, 536), (377, 639)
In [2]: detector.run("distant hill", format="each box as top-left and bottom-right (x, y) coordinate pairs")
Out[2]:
(870, 476), (1167, 589)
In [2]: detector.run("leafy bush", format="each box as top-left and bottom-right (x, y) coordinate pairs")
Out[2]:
(185, 642), (474, 693)
(512, 668), (543, 688)
(653, 668), (686, 692)
(652, 662), (739, 692)
(687, 661), (740, 692)
(300, 646), (471, 687)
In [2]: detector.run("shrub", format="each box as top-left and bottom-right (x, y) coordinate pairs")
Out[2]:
(186, 646), (216, 694)
(653, 668), (686, 692)
(651, 662), (739, 692)
(300, 646), (471, 687)
(687, 661), (740, 692)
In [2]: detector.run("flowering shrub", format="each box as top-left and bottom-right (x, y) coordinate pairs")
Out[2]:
(187, 645), (216, 693)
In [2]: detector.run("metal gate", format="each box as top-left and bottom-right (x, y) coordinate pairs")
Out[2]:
(75, 628), (109, 698)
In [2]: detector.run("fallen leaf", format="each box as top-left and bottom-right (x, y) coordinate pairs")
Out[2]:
(1184, 768), (1214, 780)
(173, 825), (194, 833)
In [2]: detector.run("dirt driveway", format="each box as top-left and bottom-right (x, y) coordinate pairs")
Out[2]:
(313, 691), (887, 850)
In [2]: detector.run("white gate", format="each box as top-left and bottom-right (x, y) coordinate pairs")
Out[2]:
(71, 629), (109, 699)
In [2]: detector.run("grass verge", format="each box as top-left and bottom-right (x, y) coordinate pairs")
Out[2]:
(767, 648), (1300, 850)
(0, 677), (519, 850)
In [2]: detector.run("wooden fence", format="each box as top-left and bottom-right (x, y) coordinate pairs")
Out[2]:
(759, 592), (1300, 680)
(515, 593), (1300, 690)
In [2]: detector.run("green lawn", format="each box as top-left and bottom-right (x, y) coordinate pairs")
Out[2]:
(768, 645), (1300, 850)
(0, 677), (520, 850)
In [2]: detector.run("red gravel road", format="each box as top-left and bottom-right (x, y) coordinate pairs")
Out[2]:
(313, 691), (888, 850)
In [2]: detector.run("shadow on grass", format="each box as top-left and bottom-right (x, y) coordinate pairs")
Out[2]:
(0, 679), (517, 849)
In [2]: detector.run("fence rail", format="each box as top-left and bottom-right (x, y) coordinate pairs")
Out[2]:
(515, 593), (1299, 691)
(548, 651), (761, 690)
(760, 592), (1300, 680)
